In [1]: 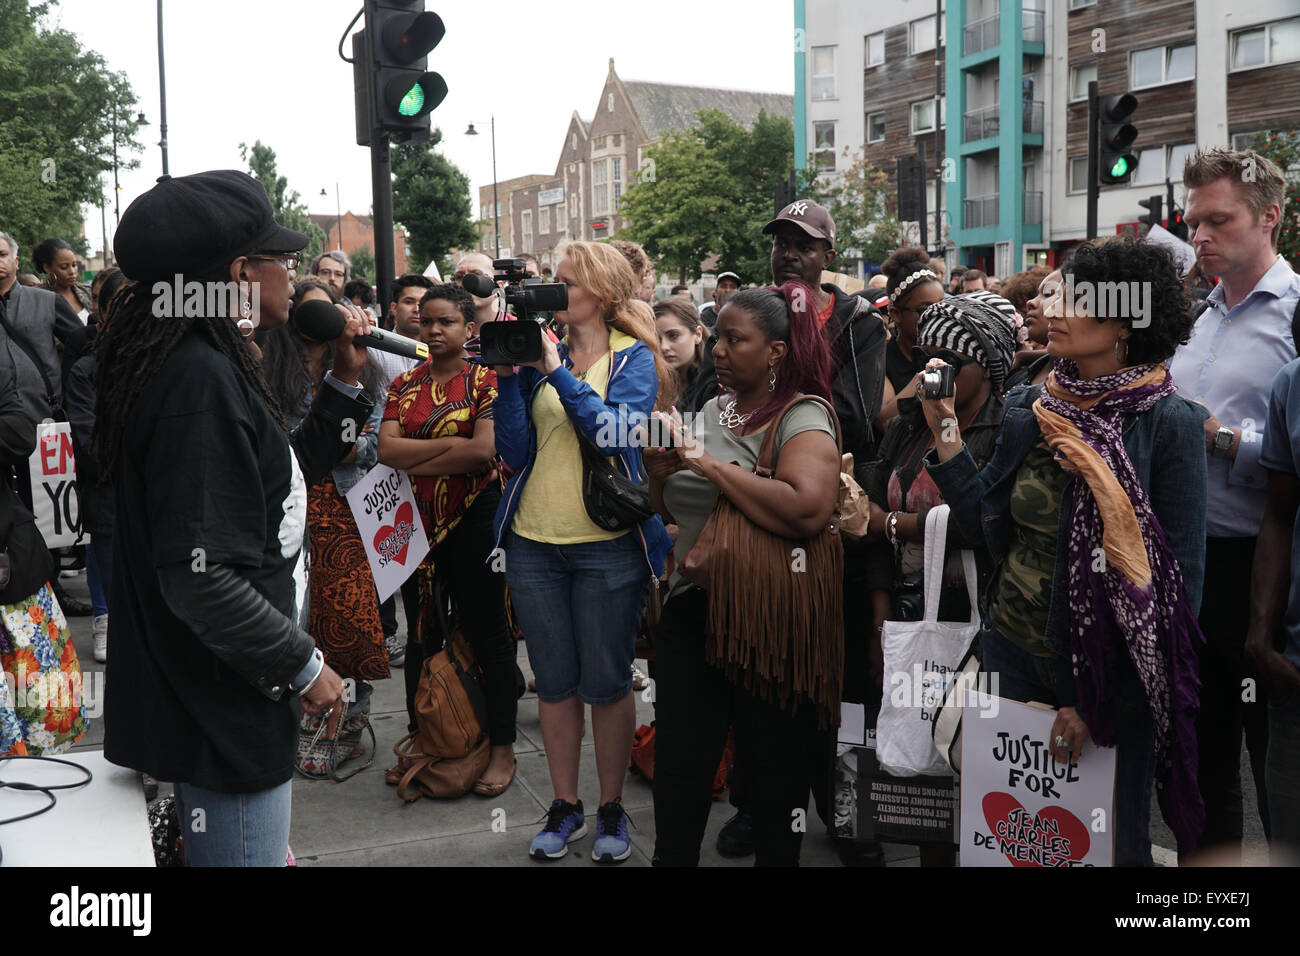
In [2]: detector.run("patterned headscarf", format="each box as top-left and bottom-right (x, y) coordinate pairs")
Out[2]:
(916, 293), (1018, 390)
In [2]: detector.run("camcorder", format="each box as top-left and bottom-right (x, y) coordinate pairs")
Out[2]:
(477, 258), (567, 366)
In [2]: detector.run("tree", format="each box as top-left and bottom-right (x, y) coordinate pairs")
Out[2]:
(0, 0), (143, 259)
(238, 140), (327, 263)
(797, 148), (907, 270)
(1246, 130), (1300, 268)
(350, 243), (374, 286)
(391, 128), (477, 277)
(617, 109), (795, 283)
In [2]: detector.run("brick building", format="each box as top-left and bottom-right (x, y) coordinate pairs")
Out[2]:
(307, 211), (409, 277)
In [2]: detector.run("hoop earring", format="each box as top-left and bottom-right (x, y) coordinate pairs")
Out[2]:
(237, 318), (254, 336)
(768, 364), (777, 392)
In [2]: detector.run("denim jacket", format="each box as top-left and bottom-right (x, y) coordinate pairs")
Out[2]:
(923, 382), (1209, 694)
(492, 330), (672, 578)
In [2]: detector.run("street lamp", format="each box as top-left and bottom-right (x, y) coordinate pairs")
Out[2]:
(320, 185), (343, 251)
(465, 117), (499, 258)
(112, 108), (149, 230)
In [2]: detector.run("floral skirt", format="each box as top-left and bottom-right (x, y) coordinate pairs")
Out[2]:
(308, 478), (391, 681)
(0, 583), (89, 755)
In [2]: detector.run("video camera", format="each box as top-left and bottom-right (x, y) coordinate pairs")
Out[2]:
(477, 258), (567, 366)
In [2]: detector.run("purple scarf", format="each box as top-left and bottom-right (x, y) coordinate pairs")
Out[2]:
(1033, 359), (1205, 854)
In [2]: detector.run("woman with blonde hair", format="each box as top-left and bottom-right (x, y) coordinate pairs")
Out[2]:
(492, 240), (673, 863)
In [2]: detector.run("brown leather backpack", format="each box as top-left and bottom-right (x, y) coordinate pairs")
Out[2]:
(392, 631), (490, 801)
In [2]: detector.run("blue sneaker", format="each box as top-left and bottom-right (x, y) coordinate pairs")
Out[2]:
(530, 799), (586, 860)
(591, 800), (634, 863)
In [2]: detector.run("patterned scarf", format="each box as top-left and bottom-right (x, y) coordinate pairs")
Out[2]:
(1032, 359), (1204, 853)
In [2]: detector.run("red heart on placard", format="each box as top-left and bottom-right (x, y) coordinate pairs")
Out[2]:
(373, 501), (415, 566)
(981, 792), (1090, 867)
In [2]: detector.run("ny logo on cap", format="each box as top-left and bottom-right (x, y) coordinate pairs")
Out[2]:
(786, 201), (810, 216)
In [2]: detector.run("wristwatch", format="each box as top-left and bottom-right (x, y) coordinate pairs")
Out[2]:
(1211, 426), (1235, 459)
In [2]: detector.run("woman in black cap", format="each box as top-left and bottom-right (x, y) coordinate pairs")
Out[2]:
(96, 170), (374, 866)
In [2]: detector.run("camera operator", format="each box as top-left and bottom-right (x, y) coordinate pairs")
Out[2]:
(490, 241), (673, 863)
(453, 253), (505, 327)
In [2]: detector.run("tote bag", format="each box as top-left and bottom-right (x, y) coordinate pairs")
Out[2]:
(876, 505), (979, 777)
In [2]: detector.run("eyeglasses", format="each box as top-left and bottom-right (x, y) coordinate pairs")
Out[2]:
(249, 252), (301, 272)
(912, 347), (978, 371)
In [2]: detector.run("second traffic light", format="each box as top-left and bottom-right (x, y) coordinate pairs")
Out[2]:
(1137, 194), (1163, 229)
(356, 1), (448, 145)
(1097, 93), (1138, 186)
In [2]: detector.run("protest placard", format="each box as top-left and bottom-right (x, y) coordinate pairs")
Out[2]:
(28, 421), (80, 548)
(345, 464), (430, 602)
(833, 725), (957, 846)
(960, 693), (1116, 867)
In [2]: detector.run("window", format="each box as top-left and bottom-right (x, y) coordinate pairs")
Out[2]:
(612, 157), (623, 210)
(1133, 146), (1166, 185)
(539, 206), (550, 235)
(1232, 16), (1300, 70)
(569, 194), (577, 220)
(1068, 156), (1089, 193)
(593, 160), (609, 215)
(572, 132), (576, 150)
(911, 100), (936, 134)
(521, 210), (532, 249)
(1070, 64), (1096, 101)
(1168, 143), (1195, 182)
(1232, 130), (1265, 151)
(910, 16), (936, 54)
(812, 45), (836, 100)
(1131, 44), (1195, 87)
(867, 111), (885, 143)
(814, 122), (836, 170)
(608, 92), (614, 111)
(865, 31), (884, 67)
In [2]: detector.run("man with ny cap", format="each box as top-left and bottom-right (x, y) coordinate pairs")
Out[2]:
(712, 198), (889, 866)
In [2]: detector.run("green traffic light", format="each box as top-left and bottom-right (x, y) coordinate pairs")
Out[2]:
(1110, 157), (1129, 178)
(399, 84), (424, 117)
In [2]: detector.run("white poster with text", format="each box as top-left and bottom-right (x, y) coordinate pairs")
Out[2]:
(345, 465), (429, 602)
(960, 693), (1116, 867)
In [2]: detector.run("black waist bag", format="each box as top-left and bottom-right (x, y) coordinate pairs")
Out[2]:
(578, 435), (654, 532)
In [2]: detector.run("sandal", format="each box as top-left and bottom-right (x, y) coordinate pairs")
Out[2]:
(472, 758), (517, 797)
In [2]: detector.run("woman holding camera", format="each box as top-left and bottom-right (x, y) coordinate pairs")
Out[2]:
(492, 241), (673, 863)
(917, 238), (1208, 864)
(646, 283), (842, 867)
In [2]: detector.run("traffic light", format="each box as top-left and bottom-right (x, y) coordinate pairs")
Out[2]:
(1096, 93), (1138, 186)
(1168, 207), (1189, 241)
(1137, 194), (1163, 229)
(355, 1), (447, 145)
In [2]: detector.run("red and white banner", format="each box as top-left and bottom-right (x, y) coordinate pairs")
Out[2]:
(28, 421), (80, 549)
(345, 465), (429, 602)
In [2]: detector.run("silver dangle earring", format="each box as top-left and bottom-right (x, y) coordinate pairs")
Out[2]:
(768, 364), (777, 392)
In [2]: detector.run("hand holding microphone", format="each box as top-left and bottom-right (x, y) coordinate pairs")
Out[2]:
(293, 300), (430, 381)
(331, 304), (373, 386)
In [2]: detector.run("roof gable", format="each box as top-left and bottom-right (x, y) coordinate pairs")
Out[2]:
(620, 80), (793, 141)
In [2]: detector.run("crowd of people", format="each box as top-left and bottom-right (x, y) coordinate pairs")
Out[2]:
(0, 143), (1297, 868)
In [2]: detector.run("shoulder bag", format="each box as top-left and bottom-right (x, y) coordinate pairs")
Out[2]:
(577, 432), (654, 531)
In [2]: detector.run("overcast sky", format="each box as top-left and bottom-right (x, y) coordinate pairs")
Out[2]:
(50, 0), (795, 258)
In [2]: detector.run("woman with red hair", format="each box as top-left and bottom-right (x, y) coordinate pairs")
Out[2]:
(645, 281), (842, 866)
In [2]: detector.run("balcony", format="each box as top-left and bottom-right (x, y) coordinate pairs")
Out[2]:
(1023, 190), (1043, 224)
(964, 193), (999, 229)
(964, 104), (999, 141)
(964, 14), (999, 55)
(962, 101), (1044, 142)
(1022, 8), (1045, 43)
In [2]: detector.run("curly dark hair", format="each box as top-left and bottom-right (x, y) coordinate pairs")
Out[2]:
(880, 245), (942, 302)
(1059, 237), (1194, 366)
(419, 282), (476, 325)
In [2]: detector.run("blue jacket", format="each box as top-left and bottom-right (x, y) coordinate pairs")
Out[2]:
(923, 382), (1208, 701)
(492, 332), (672, 578)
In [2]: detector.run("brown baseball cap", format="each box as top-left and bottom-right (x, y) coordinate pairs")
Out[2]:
(762, 198), (836, 249)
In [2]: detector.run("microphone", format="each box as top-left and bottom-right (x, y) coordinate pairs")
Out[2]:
(293, 299), (428, 361)
(459, 273), (497, 299)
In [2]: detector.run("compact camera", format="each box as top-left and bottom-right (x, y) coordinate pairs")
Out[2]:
(919, 363), (955, 400)
(477, 258), (568, 366)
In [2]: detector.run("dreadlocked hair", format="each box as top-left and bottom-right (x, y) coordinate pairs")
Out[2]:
(94, 278), (285, 478)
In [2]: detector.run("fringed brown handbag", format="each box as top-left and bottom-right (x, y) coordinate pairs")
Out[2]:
(681, 394), (846, 728)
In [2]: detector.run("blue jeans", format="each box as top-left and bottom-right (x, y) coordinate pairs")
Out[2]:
(979, 626), (1157, 867)
(86, 534), (113, 617)
(505, 531), (648, 705)
(173, 780), (292, 867)
(1267, 692), (1300, 865)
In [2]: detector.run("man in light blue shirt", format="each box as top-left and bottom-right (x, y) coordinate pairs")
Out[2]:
(1169, 146), (1299, 863)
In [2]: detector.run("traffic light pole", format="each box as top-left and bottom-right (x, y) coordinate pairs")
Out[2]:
(371, 135), (394, 315)
(1086, 80), (1099, 241)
